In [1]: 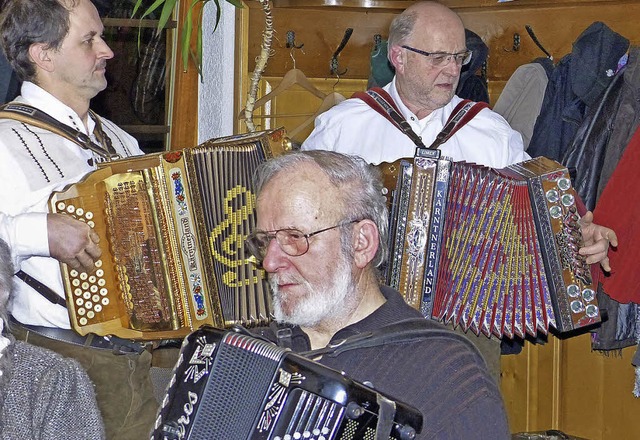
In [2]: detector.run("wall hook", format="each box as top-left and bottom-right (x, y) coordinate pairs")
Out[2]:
(330, 28), (353, 77)
(503, 33), (521, 52)
(286, 30), (304, 49)
(525, 25), (553, 60)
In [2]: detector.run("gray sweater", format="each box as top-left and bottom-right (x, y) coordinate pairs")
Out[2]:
(0, 340), (105, 439)
(255, 286), (511, 440)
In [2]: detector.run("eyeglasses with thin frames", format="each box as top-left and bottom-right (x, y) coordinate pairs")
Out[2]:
(401, 45), (472, 67)
(245, 219), (360, 265)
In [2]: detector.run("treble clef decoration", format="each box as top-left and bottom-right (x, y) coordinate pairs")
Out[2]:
(208, 184), (262, 288)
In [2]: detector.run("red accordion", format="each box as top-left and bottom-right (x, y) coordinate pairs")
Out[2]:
(383, 149), (600, 339)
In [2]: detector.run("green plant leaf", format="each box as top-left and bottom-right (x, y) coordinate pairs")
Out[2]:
(157, 0), (179, 35)
(132, 0), (244, 79)
(138, 0), (166, 20)
(211, 0), (222, 32)
(180, 0), (196, 72)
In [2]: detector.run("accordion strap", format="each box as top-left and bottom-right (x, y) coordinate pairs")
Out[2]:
(352, 87), (488, 150)
(15, 270), (67, 308)
(0, 102), (119, 161)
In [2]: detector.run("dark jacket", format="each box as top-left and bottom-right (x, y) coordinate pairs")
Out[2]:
(456, 29), (489, 103)
(562, 68), (625, 211)
(528, 22), (629, 161)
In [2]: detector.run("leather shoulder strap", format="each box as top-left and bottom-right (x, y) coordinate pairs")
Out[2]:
(0, 102), (119, 160)
(15, 270), (67, 308)
(428, 99), (489, 150)
(352, 87), (427, 148)
(354, 89), (489, 152)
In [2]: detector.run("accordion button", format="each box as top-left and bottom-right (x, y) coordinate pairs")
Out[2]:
(585, 304), (599, 318)
(567, 284), (580, 297)
(570, 300), (585, 313)
(87, 158), (94, 166)
(557, 177), (571, 190)
(546, 189), (559, 203)
(582, 288), (595, 302)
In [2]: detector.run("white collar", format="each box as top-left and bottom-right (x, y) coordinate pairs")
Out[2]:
(18, 82), (96, 135)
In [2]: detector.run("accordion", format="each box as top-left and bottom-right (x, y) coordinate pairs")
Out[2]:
(382, 149), (600, 339)
(49, 129), (289, 340)
(153, 327), (423, 440)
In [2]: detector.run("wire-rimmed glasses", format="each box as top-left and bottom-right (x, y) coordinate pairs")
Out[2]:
(245, 219), (359, 265)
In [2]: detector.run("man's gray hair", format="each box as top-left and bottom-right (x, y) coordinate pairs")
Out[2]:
(387, 9), (417, 60)
(253, 150), (389, 268)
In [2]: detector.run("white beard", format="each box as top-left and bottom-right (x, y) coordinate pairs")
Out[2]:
(269, 254), (356, 328)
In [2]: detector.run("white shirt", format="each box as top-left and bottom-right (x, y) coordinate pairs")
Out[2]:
(0, 82), (142, 328)
(302, 77), (530, 168)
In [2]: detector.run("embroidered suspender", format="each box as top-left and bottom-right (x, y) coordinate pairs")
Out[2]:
(352, 87), (489, 151)
(0, 102), (121, 308)
(0, 102), (120, 161)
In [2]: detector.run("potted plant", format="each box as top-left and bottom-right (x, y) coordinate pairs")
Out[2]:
(132, 0), (243, 78)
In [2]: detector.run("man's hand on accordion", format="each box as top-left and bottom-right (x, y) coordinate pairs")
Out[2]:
(47, 213), (102, 273)
(578, 210), (618, 272)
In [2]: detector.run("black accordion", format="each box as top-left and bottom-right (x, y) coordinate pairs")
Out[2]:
(49, 129), (289, 340)
(153, 327), (422, 440)
(382, 149), (600, 339)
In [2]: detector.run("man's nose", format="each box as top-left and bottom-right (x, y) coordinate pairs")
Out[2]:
(97, 37), (114, 60)
(260, 238), (288, 273)
(443, 56), (462, 75)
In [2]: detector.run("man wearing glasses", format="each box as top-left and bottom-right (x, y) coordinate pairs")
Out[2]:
(302, 0), (617, 379)
(248, 150), (511, 439)
(302, 1), (526, 169)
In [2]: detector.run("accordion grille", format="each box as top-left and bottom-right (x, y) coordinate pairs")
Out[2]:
(190, 144), (271, 327)
(188, 335), (282, 439)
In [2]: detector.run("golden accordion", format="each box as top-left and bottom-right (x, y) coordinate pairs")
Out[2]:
(382, 149), (600, 339)
(49, 128), (289, 340)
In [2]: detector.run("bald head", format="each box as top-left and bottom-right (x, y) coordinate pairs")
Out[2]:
(388, 1), (465, 50)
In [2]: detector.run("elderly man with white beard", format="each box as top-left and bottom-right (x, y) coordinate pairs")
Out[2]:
(246, 150), (511, 440)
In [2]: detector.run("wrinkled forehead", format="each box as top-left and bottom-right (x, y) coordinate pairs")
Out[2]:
(257, 164), (345, 227)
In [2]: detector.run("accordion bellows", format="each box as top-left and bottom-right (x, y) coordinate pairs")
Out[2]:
(383, 149), (600, 339)
(49, 129), (289, 340)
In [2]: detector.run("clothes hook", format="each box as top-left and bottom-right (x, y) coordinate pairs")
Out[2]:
(525, 25), (553, 60)
(286, 31), (305, 69)
(330, 28), (353, 77)
(373, 34), (382, 52)
(286, 30), (304, 49)
(503, 33), (520, 52)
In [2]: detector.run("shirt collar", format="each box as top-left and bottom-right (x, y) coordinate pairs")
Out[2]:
(19, 81), (95, 135)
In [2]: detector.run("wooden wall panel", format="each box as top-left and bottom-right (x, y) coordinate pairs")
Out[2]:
(244, 1), (640, 105)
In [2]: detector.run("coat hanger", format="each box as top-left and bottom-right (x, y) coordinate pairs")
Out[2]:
(288, 91), (346, 139)
(238, 51), (327, 121)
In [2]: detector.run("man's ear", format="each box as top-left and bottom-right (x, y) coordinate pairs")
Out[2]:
(388, 44), (405, 73)
(28, 43), (54, 73)
(352, 219), (379, 269)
